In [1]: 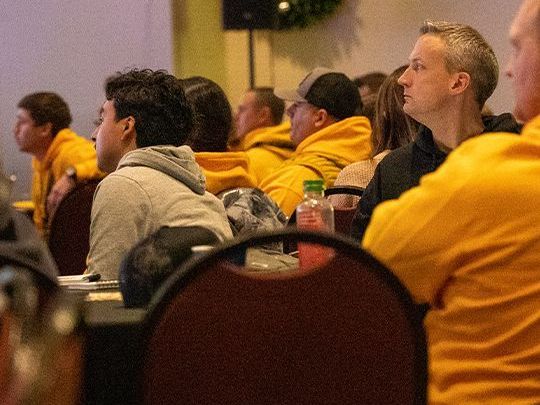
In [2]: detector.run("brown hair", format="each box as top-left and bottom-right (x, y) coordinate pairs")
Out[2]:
(252, 87), (285, 125)
(17, 92), (72, 136)
(371, 65), (419, 156)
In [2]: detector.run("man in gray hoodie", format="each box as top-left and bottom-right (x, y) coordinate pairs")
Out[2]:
(87, 69), (232, 280)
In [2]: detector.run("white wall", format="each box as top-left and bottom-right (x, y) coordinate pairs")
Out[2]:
(0, 0), (173, 200)
(224, 0), (522, 116)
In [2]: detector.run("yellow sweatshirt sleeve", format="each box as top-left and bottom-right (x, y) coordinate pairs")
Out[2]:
(51, 138), (103, 181)
(362, 136), (502, 305)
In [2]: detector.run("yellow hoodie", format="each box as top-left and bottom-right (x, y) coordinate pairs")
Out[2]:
(195, 151), (258, 196)
(363, 114), (540, 404)
(31, 128), (103, 233)
(259, 116), (372, 216)
(231, 122), (295, 184)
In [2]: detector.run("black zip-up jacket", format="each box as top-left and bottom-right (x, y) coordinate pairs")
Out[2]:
(350, 113), (522, 241)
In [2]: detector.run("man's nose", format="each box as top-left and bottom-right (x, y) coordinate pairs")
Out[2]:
(398, 68), (410, 86)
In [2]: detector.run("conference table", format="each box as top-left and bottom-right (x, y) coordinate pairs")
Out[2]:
(75, 290), (147, 405)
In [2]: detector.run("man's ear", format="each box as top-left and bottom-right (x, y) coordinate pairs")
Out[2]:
(449, 72), (470, 96)
(314, 108), (331, 129)
(258, 106), (273, 126)
(39, 122), (53, 138)
(120, 116), (136, 142)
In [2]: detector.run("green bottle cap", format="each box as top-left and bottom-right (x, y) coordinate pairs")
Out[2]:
(303, 179), (324, 192)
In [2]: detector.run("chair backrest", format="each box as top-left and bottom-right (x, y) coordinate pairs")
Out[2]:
(140, 229), (427, 405)
(48, 180), (99, 275)
(325, 186), (365, 235)
(324, 185), (365, 198)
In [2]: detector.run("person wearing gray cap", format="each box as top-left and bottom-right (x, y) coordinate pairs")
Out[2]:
(259, 67), (372, 216)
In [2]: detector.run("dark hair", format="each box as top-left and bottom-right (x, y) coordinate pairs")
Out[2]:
(360, 93), (377, 126)
(252, 87), (285, 125)
(182, 76), (233, 152)
(372, 65), (419, 156)
(17, 92), (72, 136)
(119, 226), (220, 308)
(353, 72), (388, 94)
(306, 73), (362, 120)
(105, 69), (193, 148)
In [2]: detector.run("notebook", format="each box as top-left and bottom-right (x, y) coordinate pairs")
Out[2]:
(63, 280), (119, 291)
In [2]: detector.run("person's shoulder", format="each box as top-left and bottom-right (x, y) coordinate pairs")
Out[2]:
(95, 170), (146, 196)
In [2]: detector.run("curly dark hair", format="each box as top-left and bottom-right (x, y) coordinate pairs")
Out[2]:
(105, 69), (193, 148)
(181, 76), (233, 152)
(17, 92), (72, 136)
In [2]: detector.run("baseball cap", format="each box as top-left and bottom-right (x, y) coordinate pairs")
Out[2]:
(274, 67), (361, 120)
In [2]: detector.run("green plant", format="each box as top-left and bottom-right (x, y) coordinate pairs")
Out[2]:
(276, 0), (343, 30)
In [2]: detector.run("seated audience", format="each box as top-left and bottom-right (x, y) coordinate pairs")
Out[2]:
(182, 76), (258, 195)
(259, 67), (372, 216)
(13, 92), (104, 235)
(230, 87), (295, 183)
(351, 20), (522, 240)
(330, 65), (419, 208)
(119, 226), (219, 308)
(86, 69), (232, 280)
(182, 77), (287, 235)
(362, 4), (540, 403)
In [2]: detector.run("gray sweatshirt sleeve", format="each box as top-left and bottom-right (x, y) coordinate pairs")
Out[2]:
(87, 174), (152, 280)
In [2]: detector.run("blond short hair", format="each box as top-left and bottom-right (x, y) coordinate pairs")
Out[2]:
(421, 20), (498, 107)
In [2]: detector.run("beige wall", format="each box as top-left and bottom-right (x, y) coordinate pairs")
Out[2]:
(172, 0), (226, 88)
(174, 0), (521, 114)
(0, 0), (174, 200)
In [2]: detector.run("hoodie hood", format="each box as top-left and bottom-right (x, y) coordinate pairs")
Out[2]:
(195, 151), (257, 195)
(295, 116), (372, 165)
(235, 121), (294, 152)
(117, 145), (206, 195)
(482, 113), (522, 134)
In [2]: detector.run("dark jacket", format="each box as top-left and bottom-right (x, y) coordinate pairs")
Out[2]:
(351, 113), (522, 241)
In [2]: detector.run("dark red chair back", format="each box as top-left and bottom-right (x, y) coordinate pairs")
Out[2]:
(140, 229), (427, 405)
(325, 186), (365, 235)
(48, 180), (99, 275)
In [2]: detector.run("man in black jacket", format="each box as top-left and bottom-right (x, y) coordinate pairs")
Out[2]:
(351, 20), (522, 241)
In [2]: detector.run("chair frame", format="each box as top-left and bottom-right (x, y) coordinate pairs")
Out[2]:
(324, 185), (365, 197)
(47, 179), (100, 275)
(140, 228), (428, 405)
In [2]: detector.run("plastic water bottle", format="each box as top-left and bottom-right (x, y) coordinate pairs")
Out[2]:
(296, 180), (335, 270)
